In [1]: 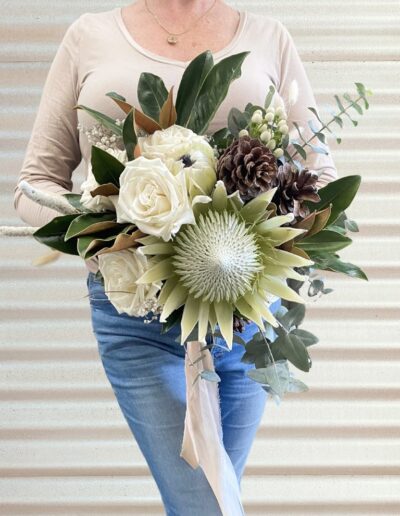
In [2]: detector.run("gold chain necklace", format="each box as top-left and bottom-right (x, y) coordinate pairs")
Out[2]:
(144, 0), (217, 45)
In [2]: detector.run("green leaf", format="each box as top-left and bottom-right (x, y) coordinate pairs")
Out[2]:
(227, 108), (250, 137)
(122, 108), (137, 161)
(293, 122), (307, 142)
(264, 85), (276, 109)
(247, 361), (290, 397)
(287, 377), (309, 393)
(62, 193), (90, 212)
(304, 175), (361, 226)
(73, 104), (122, 135)
(277, 304), (305, 332)
(33, 214), (80, 255)
(138, 72), (169, 121)
(209, 127), (234, 149)
(200, 369), (221, 382)
(309, 252), (368, 280)
(241, 333), (270, 368)
(272, 332), (312, 371)
(187, 51), (250, 134)
(355, 82), (366, 97)
(344, 218), (359, 232)
(297, 229), (352, 253)
(176, 50), (214, 127)
(334, 95), (345, 113)
(91, 146), (126, 187)
(292, 142), (307, 160)
(333, 115), (344, 128)
(308, 107), (324, 125)
(160, 306), (184, 334)
(291, 328), (319, 347)
(64, 212), (117, 241)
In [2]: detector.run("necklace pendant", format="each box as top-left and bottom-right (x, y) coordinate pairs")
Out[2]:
(167, 34), (178, 45)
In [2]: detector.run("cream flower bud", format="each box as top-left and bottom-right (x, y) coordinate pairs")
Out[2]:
(267, 139), (276, 150)
(251, 112), (263, 124)
(279, 124), (289, 134)
(239, 129), (249, 137)
(260, 130), (272, 143)
(265, 112), (275, 123)
(273, 148), (284, 158)
(276, 107), (286, 119)
(260, 124), (269, 132)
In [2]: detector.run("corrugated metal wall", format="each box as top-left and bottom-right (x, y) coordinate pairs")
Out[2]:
(1, 1), (399, 514)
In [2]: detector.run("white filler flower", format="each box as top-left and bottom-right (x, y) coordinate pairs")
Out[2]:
(80, 148), (127, 212)
(115, 155), (195, 241)
(98, 247), (161, 317)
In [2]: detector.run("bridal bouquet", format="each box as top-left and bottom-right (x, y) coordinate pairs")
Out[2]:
(2, 50), (372, 402)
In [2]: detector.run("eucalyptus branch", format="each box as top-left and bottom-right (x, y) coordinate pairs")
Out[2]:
(288, 89), (369, 164)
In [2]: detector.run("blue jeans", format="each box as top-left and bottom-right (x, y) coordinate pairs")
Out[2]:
(86, 271), (281, 515)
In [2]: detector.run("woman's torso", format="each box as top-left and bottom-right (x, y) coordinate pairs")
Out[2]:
(75, 7), (285, 272)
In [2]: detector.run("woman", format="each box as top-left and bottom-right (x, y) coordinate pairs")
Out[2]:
(14, 1), (337, 514)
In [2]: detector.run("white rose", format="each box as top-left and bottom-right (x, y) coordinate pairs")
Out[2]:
(138, 124), (215, 164)
(80, 148), (127, 212)
(98, 247), (161, 317)
(138, 125), (217, 198)
(115, 155), (195, 241)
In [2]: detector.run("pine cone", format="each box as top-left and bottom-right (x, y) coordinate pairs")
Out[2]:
(275, 163), (321, 217)
(217, 136), (278, 202)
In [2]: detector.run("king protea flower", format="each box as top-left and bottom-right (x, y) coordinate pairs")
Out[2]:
(135, 180), (313, 348)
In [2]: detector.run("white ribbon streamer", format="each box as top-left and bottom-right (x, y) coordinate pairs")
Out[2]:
(180, 340), (245, 516)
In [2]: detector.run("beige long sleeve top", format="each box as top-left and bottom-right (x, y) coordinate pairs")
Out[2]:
(13, 6), (338, 274)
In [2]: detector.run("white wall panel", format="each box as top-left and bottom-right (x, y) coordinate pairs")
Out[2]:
(1, 0), (399, 514)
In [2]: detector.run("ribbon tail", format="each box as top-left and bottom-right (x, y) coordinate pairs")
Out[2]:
(180, 340), (245, 516)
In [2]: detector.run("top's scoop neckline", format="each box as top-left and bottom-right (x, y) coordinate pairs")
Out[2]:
(112, 6), (248, 67)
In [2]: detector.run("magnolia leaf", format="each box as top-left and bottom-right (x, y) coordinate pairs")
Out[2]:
(134, 108), (161, 134)
(73, 104), (122, 135)
(90, 183), (120, 197)
(65, 212), (118, 241)
(188, 51), (250, 134)
(159, 86), (177, 128)
(33, 214), (80, 255)
(304, 175), (361, 226)
(123, 108), (137, 161)
(105, 91), (132, 114)
(91, 146), (126, 187)
(176, 50), (214, 127)
(138, 72), (169, 121)
(96, 229), (144, 255)
(62, 193), (90, 212)
(309, 252), (368, 280)
(297, 229), (352, 253)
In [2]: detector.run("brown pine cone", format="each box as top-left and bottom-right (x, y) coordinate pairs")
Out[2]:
(275, 163), (321, 217)
(217, 136), (278, 202)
